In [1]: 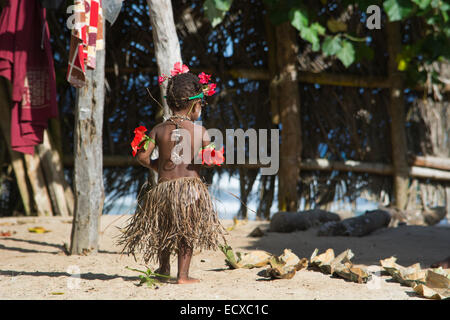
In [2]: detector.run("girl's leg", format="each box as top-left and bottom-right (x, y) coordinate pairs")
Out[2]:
(156, 248), (171, 276)
(177, 239), (200, 284)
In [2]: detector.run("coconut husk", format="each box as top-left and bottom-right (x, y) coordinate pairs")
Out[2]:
(310, 248), (371, 283)
(413, 269), (450, 300)
(262, 249), (309, 279)
(220, 245), (272, 269)
(380, 256), (427, 287)
(117, 177), (225, 264)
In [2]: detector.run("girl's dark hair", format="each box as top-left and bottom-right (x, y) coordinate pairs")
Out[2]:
(166, 72), (202, 112)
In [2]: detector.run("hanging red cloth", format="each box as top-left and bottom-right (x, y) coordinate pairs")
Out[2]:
(0, 0), (58, 155)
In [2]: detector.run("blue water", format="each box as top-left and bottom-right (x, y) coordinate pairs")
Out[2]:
(105, 173), (382, 220)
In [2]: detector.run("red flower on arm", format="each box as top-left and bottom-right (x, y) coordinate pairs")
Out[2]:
(198, 72), (211, 84)
(170, 62), (190, 76)
(206, 83), (217, 96)
(131, 126), (147, 157)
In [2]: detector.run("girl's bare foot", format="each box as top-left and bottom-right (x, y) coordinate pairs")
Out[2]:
(177, 277), (200, 284)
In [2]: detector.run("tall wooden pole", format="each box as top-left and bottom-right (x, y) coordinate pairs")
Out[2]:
(147, 0), (183, 119)
(70, 30), (105, 255)
(387, 22), (409, 210)
(275, 22), (302, 212)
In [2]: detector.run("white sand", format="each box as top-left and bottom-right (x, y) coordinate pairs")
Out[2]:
(0, 215), (449, 300)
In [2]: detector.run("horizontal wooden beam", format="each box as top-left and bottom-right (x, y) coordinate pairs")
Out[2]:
(412, 155), (450, 171)
(100, 66), (450, 92)
(62, 155), (450, 181)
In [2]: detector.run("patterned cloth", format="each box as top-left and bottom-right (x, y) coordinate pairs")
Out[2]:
(0, 0), (58, 154)
(67, 0), (104, 88)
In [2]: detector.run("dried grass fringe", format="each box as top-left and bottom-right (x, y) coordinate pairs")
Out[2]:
(117, 176), (225, 264)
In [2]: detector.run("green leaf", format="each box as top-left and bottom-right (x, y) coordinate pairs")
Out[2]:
(213, 0), (233, 11)
(203, 0), (229, 28)
(312, 41), (321, 52)
(411, 0), (431, 10)
(322, 36), (342, 56)
(300, 27), (319, 47)
(383, 0), (414, 21)
(289, 8), (309, 31)
(336, 40), (355, 67)
(310, 22), (326, 35)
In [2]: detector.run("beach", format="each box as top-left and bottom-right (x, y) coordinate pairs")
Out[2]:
(0, 215), (449, 300)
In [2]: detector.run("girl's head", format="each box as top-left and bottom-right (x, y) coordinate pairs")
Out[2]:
(166, 72), (204, 120)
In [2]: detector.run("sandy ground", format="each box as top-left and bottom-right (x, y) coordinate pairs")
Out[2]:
(0, 214), (449, 300)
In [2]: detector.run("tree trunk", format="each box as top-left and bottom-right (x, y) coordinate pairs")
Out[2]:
(269, 209), (341, 233)
(147, 0), (183, 119)
(317, 210), (392, 237)
(387, 22), (409, 210)
(70, 41), (105, 255)
(275, 22), (302, 211)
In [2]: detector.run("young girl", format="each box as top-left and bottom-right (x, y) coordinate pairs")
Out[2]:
(119, 66), (225, 284)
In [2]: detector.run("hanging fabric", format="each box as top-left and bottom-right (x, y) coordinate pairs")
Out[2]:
(0, 0), (58, 155)
(67, 0), (104, 88)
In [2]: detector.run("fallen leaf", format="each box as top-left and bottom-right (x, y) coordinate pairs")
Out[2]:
(28, 226), (51, 234)
(226, 217), (248, 231)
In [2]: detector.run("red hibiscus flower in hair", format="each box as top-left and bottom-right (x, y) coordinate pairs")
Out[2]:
(131, 126), (147, 157)
(206, 83), (217, 96)
(170, 62), (190, 76)
(198, 72), (211, 84)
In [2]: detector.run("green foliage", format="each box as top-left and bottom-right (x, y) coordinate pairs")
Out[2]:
(336, 40), (356, 67)
(203, 0), (233, 28)
(206, 0), (450, 81)
(322, 36), (343, 56)
(125, 266), (170, 288)
(383, 0), (414, 21)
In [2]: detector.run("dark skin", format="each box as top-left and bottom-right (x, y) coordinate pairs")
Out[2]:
(136, 100), (210, 284)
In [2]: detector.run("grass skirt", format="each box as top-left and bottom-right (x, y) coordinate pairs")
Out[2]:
(118, 176), (225, 264)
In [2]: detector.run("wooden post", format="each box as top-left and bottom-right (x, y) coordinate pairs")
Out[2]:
(70, 37), (105, 255)
(387, 22), (409, 210)
(147, 0), (183, 119)
(0, 78), (33, 216)
(275, 22), (302, 211)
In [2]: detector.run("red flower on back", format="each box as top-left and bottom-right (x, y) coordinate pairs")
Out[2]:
(198, 146), (225, 166)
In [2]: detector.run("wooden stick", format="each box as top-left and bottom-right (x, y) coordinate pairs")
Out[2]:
(23, 152), (53, 216)
(36, 130), (71, 217)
